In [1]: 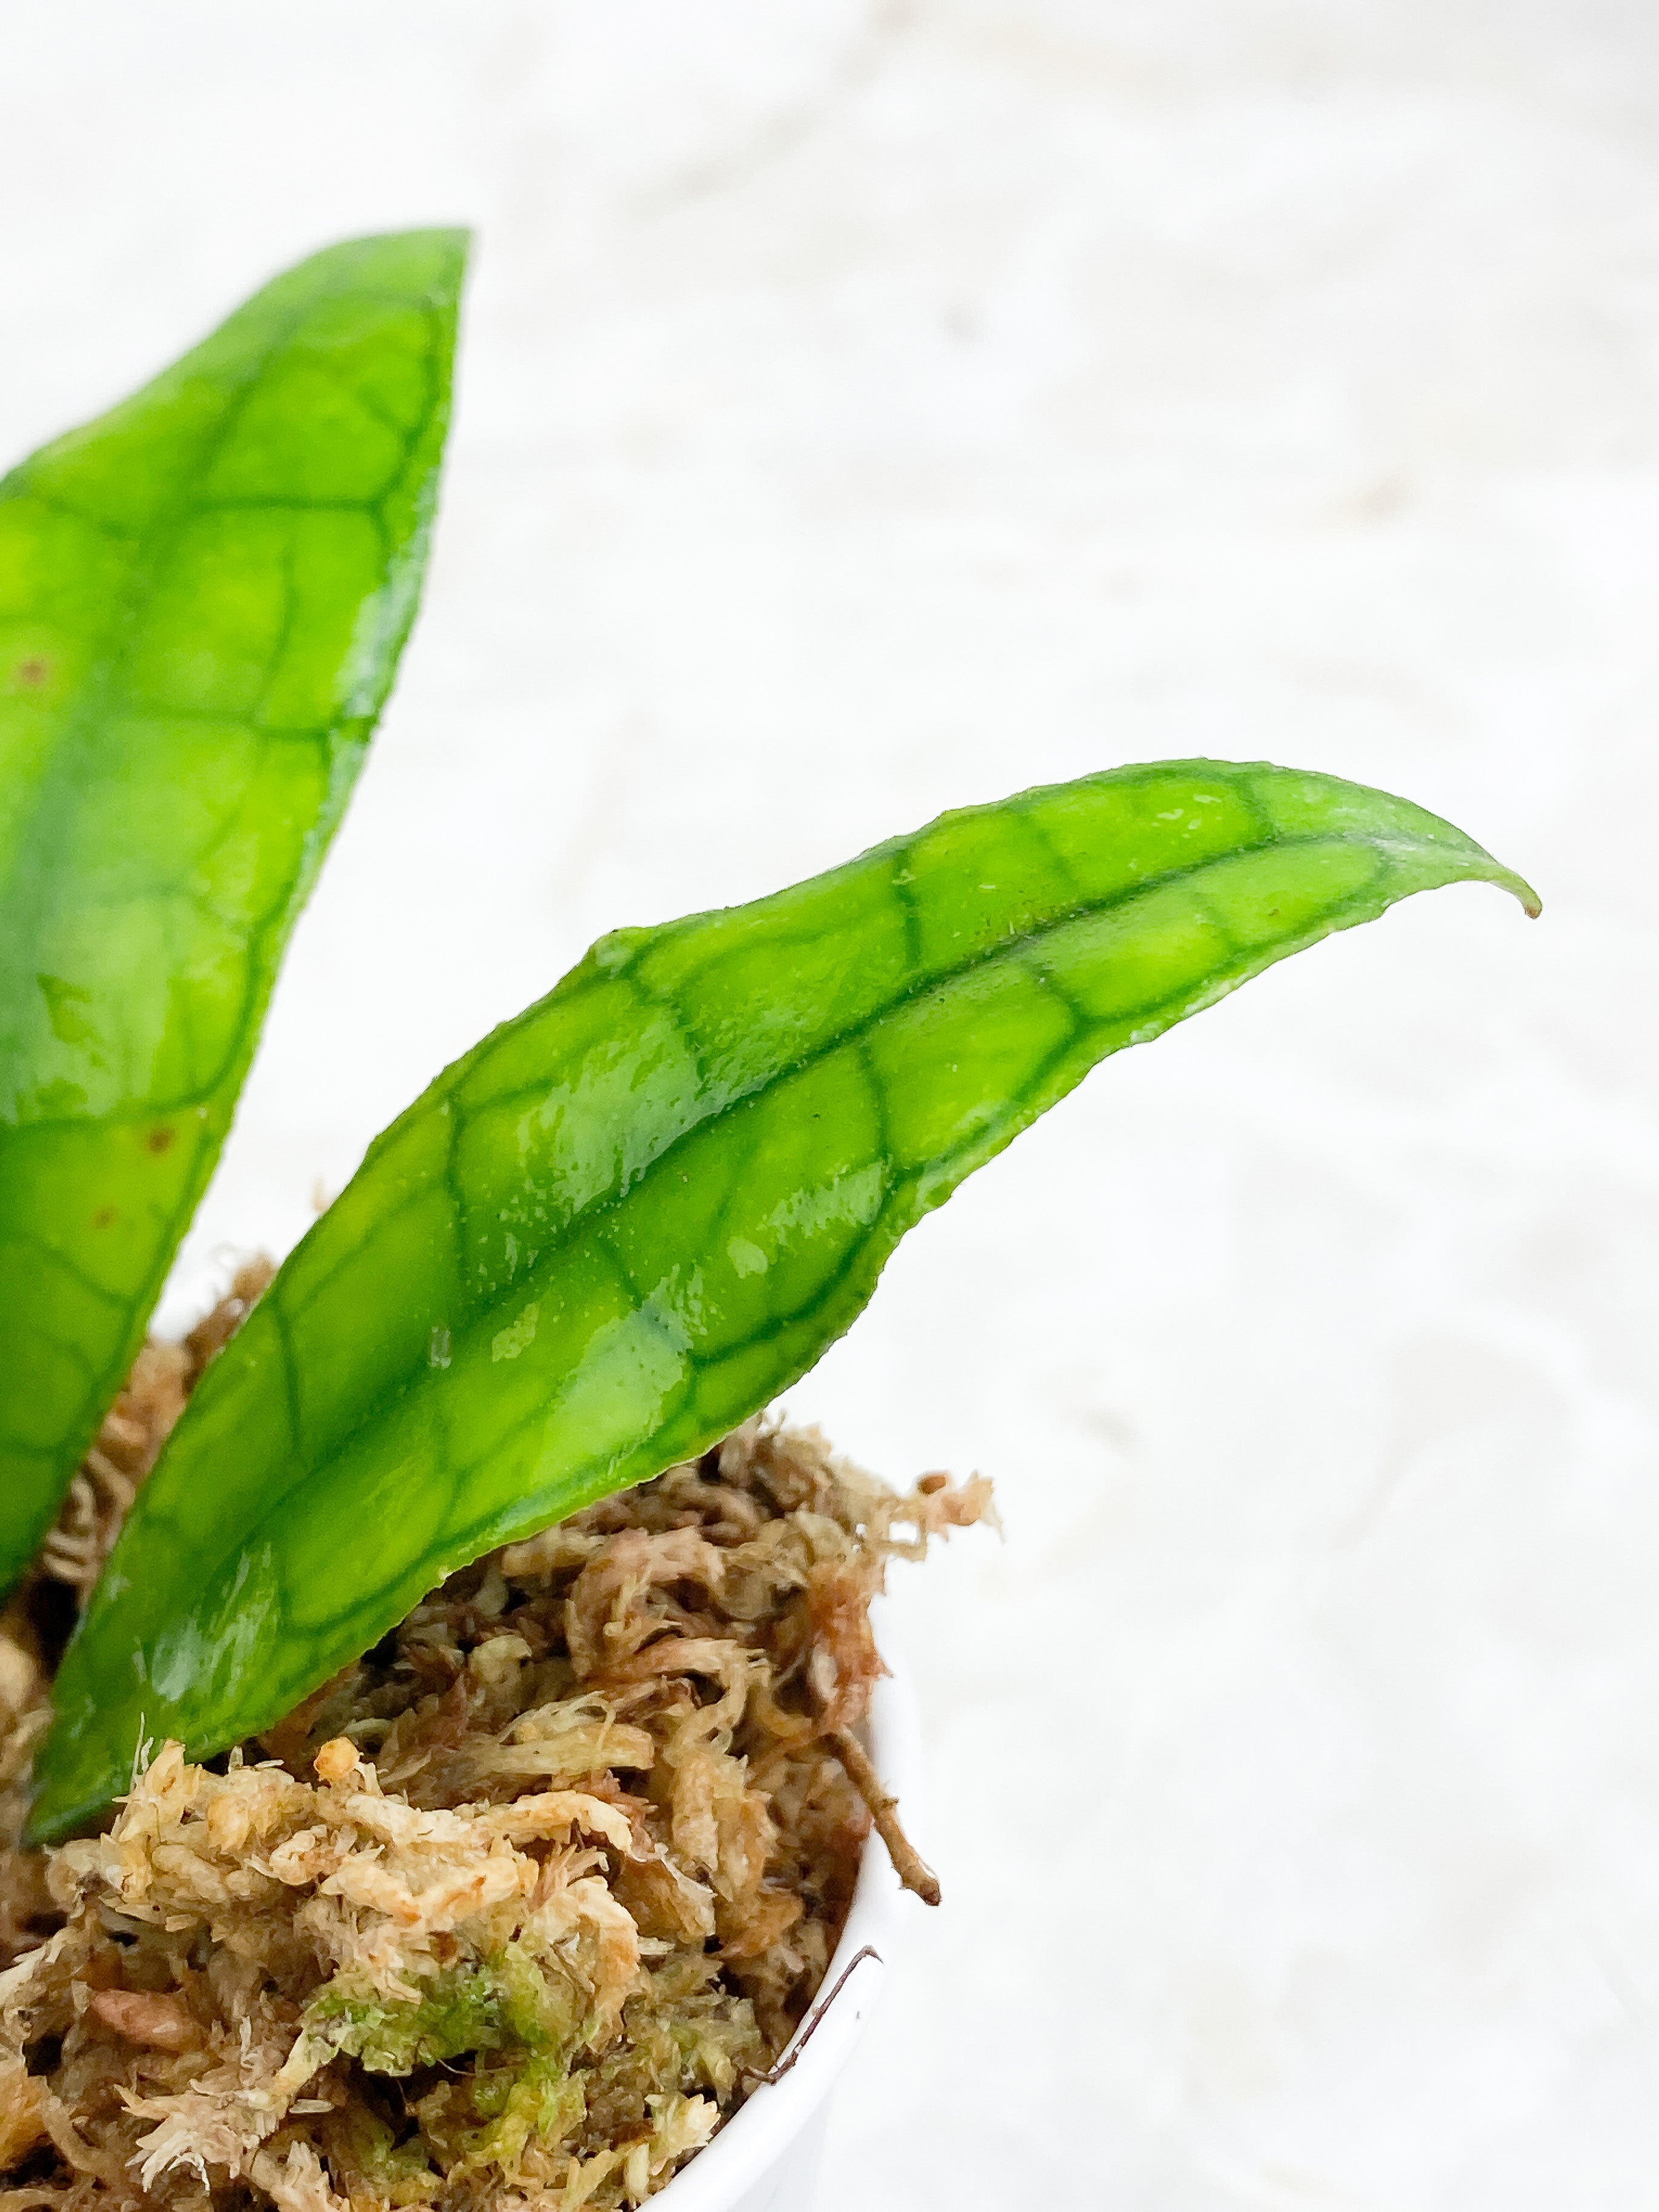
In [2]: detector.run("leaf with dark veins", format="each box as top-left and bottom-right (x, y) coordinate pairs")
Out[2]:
(0, 230), (467, 1596)
(33, 760), (1537, 1838)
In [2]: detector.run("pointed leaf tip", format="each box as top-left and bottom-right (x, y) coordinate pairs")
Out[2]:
(33, 759), (1534, 1838)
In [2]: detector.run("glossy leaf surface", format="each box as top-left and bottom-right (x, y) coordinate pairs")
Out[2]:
(0, 230), (467, 1595)
(35, 761), (1537, 1836)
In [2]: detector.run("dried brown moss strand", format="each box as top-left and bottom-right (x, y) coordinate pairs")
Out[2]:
(825, 1725), (942, 1907)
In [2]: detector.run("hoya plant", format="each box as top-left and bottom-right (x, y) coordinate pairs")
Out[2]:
(0, 229), (467, 1599)
(0, 237), (1538, 1846)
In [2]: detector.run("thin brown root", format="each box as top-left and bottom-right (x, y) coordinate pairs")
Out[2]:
(740, 1945), (883, 2087)
(826, 1726), (941, 1907)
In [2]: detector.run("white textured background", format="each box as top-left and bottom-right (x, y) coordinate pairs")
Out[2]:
(4, 4), (1657, 2204)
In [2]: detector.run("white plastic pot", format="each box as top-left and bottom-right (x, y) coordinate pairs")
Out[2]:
(654, 1610), (926, 2212)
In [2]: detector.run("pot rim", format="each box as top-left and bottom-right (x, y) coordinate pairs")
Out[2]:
(651, 1600), (924, 2206)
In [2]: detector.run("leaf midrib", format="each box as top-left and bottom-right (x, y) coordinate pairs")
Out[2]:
(0, 261), (427, 1115)
(122, 839), (1361, 1713)
(201, 814), (1391, 1576)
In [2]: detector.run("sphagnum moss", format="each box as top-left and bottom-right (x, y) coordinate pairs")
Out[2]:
(1, 1344), (989, 2212)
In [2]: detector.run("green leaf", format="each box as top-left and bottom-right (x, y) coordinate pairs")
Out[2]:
(32, 760), (1537, 1838)
(0, 230), (468, 1596)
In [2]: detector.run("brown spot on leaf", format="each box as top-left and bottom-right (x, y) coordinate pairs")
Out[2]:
(92, 1206), (118, 1230)
(13, 655), (50, 689)
(145, 1125), (176, 1154)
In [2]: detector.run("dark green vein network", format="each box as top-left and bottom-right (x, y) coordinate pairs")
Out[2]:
(0, 230), (468, 1596)
(34, 759), (1537, 1838)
